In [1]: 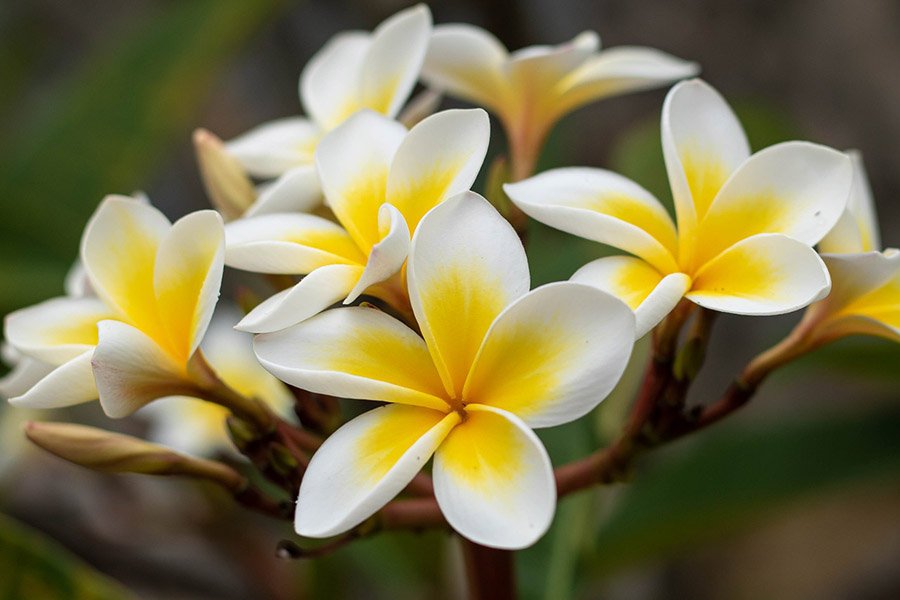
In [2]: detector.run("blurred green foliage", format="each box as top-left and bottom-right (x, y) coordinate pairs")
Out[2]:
(0, 0), (287, 317)
(0, 512), (132, 600)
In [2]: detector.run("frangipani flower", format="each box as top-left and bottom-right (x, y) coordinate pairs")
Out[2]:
(217, 5), (432, 210)
(143, 307), (294, 456)
(224, 108), (490, 333)
(4, 196), (225, 417)
(254, 192), (636, 549)
(505, 79), (853, 338)
(799, 153), (899, 343)
(421, 25), (698, 178)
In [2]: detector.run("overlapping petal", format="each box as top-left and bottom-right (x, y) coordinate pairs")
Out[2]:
(8, 351), (97, 409)
(433, 405), (555, 550)
(386, 108), (490, 232)
(818, 151), (881, 254)
(692, 142), (852, 268)
(235, 264), (364, 334)
(300, 33), (370, 130)
(687, 234), (831, 315)
(346, 204), (410, 303)
(247, 166), (322, 217)
(504, 167), (679, 272)
(254, 307), (449, 410)
(4, 297), (114, 365)
(571, 256), (690, 338)
(225, 213), (365, 274)
(407, 192), (530, 398)
(463, 282), (635, 427)
(316, 111), (407, 251)
(226, 117), (320, 178)
(296, 404), (457, 538)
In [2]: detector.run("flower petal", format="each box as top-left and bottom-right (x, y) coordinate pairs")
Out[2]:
(247, 165), (322, 217)
(687, 234), (831, 315)
(820, 250), (900, 341)
(8, 351), (97, 409)
(422, 24), (510, 110)
(661, 79), (750, 253)
(315, 111), (407, 252)
(408, 192), (530, 398)
(557, 46), (699, 115)
(254, 307), (449, 410)
(296, 404), (457, 538)
(80, 195), (170, 340)
(235, 264), (364, 334)
(386, 109), (490, 233)
(300, 32), (370, 130)
(358, 4), (432, 119)
(225, 213), (365, 274)
(433, 404), (555, 550)
(346, 204), (410, 303)
(4, 297), (114, 365)
(93, 320), (187, 418)
(153, 210), (225, 365)
(464, 282), (634, 427)
(505, 31), (599, 87)
(226, 117), (320, 178)
(571, 256), (690, 338)
(693, 142), (852, 268)
(504, 167), (679, 272)
(818, 151), (881, 254)
(0, 355), (54, 400)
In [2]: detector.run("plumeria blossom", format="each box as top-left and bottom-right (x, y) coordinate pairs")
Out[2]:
(798, 153), (899, 343)
(421, 25), (698, 177)
(224, 108), (490, 333)
(218, 4), (432, 212)
(4, 196), (225, 417)
(253, 193), (635, 549)
(505, 79), (853, 338)
(142, 306), (294, 456)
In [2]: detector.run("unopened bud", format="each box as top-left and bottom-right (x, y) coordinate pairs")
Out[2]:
(226, 415), (258, 452)
(193, 128), (257, 220)
(25, 421), (245, 491)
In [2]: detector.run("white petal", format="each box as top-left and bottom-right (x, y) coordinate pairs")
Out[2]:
(8, 351), (97, 409)
(153, 210), (225, 365)
(693, 142), (853, 268)
(408, 192), (530, 398)
(505, 31), (599, 84)
(235, 264), (364, 333)
(464, 282), (635, 427)
(359, 4), (432, 119)
(296, 404), (457, 538)
(346, 204), (410, 302)
(504, 167), (679, 273)
(253, 306), (448, 410)
(687, 234), (831, 315)
(225, 213), (364, 274)
(386, 108), (491, 232)
(93, 320), (187, 418)
(247, 165), (322, 216)
(571, 256), (690, 338)
(300, 32), (370, 130)
(558, 46), (699, 113)
(0, 356), (54, 399)
(433, 405), (555, 550)
(819, 151), (881, 254)
(661, 79), (750, 250)
(64, 260), (92, 298)
(80, 195), (170, 336)
(4, 297), (113, 365)
(315, 110), (407, 251)
(421, 24), (510, 110)
(226, 117), (321, 178)
(819, 251), (899, 313)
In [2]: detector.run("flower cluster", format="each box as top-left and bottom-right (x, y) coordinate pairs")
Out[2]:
(3, 4), (897, 554)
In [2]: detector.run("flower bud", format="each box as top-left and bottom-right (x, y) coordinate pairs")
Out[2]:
(25, 421), (245, 491)
(193, 128), (256, 220)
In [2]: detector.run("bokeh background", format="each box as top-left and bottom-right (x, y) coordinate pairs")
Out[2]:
(1, 0), (899, 598)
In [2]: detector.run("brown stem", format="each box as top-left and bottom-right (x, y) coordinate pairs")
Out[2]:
(461, 539), (516, 600)
(188, 351), (275, 432)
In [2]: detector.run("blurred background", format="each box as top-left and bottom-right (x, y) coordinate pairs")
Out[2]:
(1, 0), (899, 598)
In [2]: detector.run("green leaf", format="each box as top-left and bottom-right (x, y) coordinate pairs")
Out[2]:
(0, 512), (133, 599)
(587, 403), (900, 575)
(0, 0), (287, 316)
